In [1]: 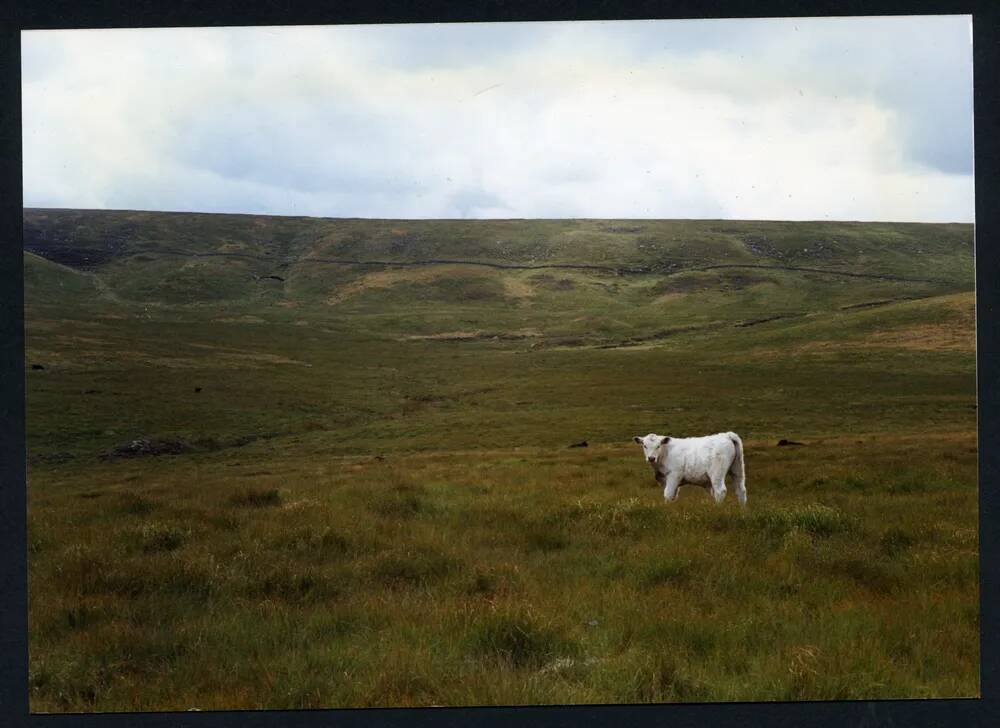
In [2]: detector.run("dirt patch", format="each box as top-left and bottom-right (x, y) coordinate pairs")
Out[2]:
(863, 324), (975, 352)
(186, 343), (309, 366)
(653, 292), (687, 305)
(326, 265), (489, 304)
(502, 276), (536, 299)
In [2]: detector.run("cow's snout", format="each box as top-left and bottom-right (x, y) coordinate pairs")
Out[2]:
(647, 456), (656, 464)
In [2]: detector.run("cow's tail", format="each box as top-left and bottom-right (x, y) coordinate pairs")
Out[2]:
(726, 432), (748, 506)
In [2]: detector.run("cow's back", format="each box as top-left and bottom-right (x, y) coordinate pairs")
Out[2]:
(668, 433), (736, 476)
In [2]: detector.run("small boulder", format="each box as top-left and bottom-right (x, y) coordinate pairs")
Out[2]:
(104, 438), (192, 459)
(568, 440), (588, 448)
(777, 439), (805, 447)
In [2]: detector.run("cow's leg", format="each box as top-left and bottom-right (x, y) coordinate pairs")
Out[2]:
(709, 467), (728, 504)
(655, 470), (665, 488)
(663, 472), (682, 503)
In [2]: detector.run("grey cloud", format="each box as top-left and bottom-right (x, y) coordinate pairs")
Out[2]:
(790, 16), (973, 175)
(446, 186), (510, 217)
(171, 98), (426, 197)
(353, 22), (556, 70)
(21, 18), (975, 222)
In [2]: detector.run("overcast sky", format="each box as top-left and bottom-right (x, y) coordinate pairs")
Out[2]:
(22, 16), (974, 222)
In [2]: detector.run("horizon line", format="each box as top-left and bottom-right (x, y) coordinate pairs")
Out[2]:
(21, 206), (975, 226)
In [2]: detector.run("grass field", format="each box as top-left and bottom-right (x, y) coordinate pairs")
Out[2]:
(24, 210), (979, 711)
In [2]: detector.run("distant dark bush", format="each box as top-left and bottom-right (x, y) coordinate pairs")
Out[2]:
(228, 487), (282, 508)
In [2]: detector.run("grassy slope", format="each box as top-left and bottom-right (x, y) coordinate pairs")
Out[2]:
(24, 210), (978, 711)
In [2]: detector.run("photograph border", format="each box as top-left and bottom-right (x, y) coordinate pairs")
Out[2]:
(2, 1), (996, 726)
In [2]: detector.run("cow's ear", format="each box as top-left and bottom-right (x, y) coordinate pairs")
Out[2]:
(633, 436), (642, 444)
(660, 436), (671, 445)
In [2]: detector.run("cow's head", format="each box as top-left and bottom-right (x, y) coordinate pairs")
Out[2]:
(633, 433), (670, 465)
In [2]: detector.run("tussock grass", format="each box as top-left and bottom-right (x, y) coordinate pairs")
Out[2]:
(634, 558), (693, 590)
(466, 612), (576, 668)
(138, 524), (187, 553)
(29, 434), (977, 710)
(748, 503), (859, 538)
(117, 493), (155, 515)
(228, 487), (282, 508)
(372, 548), (460, 588)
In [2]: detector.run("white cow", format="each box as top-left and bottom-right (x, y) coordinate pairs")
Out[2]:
(633, 431), (747, 505)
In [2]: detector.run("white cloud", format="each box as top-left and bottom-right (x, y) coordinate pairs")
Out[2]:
(22, 17), (974, 222)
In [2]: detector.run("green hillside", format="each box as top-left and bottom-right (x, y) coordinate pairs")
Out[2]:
(24, 208), (972, 289)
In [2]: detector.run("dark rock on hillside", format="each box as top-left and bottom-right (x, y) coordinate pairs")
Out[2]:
(569, 441), (589, 448)
(31, 363), (45, 370)
(742, 235), (784, 260)
(104, 432), (283, 460)
(777, 439), (805, 447)
(104, 438), (193, 459)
